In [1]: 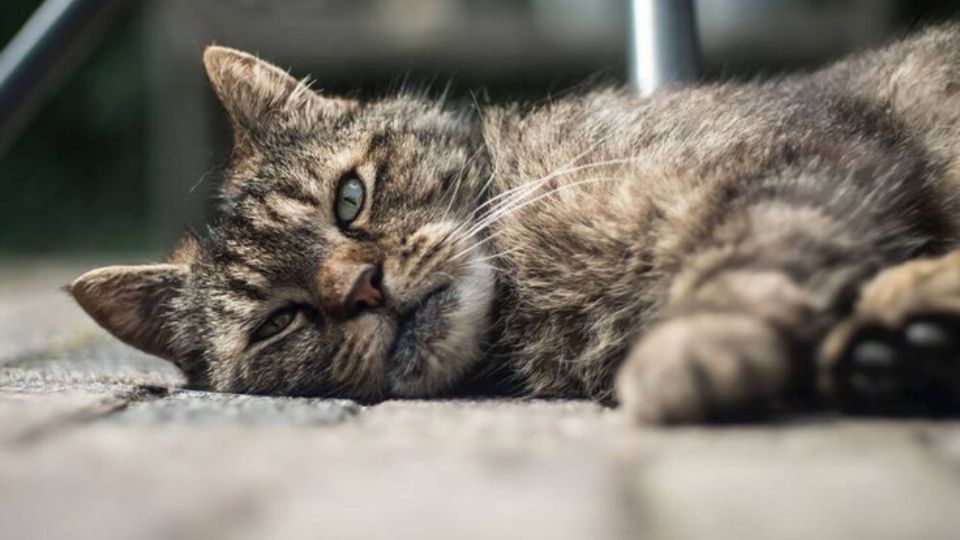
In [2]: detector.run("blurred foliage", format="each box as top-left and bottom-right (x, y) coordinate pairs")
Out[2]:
(0, 0), (147, 254)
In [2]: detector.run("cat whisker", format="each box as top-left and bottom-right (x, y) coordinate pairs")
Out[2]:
(463, 156), (638, 233)
(447, 227), (516, 266)
(440, 172), (463, 223)
(450, 175), (622, 262)
(443, 156), (639, 250)
(454, 253), (510, 276)
(472, 171), (497, 208)
(405, 247), (455, 290)
(468, 247), (521, 268)
(440, 145), (485, 222)
(462, 143), (625, 224)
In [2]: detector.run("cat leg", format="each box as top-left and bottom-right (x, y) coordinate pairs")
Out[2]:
(820, 251), (960, 415)
(617, 268), (820, 424)
(614, 153), (947, 424)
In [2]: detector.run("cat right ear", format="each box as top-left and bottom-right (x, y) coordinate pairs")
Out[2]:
(202, 46), (356, 139)
(68, 264), (187, 363)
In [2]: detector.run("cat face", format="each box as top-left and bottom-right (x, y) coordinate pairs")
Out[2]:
(69, 47), (495, 399)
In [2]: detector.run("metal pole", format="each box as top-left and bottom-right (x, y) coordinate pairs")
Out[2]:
(628, 0), (700, 96)
(0, 0), (130, 154)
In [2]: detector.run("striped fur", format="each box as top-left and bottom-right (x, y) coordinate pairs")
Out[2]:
(70, 26), (960, 422)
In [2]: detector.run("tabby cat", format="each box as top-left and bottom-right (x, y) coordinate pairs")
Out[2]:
(70, 26), (960, 423)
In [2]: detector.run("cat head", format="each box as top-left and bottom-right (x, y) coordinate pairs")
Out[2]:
(69, 47), (495, 399)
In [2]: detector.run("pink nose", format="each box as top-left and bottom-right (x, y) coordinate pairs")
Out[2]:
(344, 264), (383, 315)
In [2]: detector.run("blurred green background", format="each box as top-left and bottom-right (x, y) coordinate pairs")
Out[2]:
(0, 0), (956, 256)
(1, 0), (147, 254)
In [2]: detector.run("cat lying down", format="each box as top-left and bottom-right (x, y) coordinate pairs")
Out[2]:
(70, 25), (960, 424)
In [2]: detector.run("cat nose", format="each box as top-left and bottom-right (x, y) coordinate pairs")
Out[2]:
(344, 264), (383, 315)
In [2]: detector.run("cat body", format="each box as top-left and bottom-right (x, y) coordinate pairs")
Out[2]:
(488, 25), (960, 404)
(71, 25), (960, 423)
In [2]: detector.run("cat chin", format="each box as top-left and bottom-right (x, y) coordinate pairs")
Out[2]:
(384, 254), (495, 397)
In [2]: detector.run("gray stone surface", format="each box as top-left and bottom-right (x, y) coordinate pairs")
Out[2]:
(0, 260), (103, 364)
(111, 390), (359, 426)
(633, 422), (960, 540)
(0, 390), (127, 443)
(1, 339), (183, 392)
(2, 260), (960, 540)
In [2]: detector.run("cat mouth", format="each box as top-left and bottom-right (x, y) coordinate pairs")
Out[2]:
(385, 285), (454, 387)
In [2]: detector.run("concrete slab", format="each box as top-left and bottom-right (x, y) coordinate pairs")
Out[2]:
(2, 261), (960, 540)
(111, 390), (359, 427)
(630, 422), (960, 540)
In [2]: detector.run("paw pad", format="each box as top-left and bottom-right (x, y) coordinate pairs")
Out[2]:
(834, 314), (960, 415)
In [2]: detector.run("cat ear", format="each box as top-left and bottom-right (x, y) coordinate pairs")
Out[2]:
(68, 264), (187, 362)
(202, 46), (355, 138)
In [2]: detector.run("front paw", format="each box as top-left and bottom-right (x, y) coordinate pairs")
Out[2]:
(819, 251), (960, 415)
(616, 313), (791, 425)
(820, 314), (960, 415)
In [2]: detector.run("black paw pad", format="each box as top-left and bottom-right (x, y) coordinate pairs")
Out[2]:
(835, 326), (910, 414)
(835, 315), (960, 415)
(904, 314), (960, 411)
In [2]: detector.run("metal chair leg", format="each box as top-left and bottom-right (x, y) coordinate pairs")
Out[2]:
(628, 0), (700, 96)
(0, 0), (130, 154)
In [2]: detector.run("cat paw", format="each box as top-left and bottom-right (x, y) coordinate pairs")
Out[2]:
(820, 252), (960, 415)
(616, 313), (790, 425)
(821, 314), (960, 415)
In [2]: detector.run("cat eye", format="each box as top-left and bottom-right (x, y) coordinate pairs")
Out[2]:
(336, 176), (366, 225)
(252, 307), (299, 342)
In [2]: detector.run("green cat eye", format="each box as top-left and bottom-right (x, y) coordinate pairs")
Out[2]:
(336, 176), (365, 224)
(252, 308), (297, 342)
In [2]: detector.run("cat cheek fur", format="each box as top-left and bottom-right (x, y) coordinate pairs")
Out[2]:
(379, 221), (497, 396)
(387, 247), (496, 396)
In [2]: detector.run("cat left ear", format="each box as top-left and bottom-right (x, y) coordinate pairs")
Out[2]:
(202, 46), (355, 138)
(68, 264), (187, 362)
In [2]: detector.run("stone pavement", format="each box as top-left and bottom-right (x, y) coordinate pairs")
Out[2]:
(2, 260), (960, 540)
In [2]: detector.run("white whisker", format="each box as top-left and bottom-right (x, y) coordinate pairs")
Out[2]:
(449, 175), (620, 264)
(446, 155), (639, 248)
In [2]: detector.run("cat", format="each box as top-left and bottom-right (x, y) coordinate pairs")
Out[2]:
(69, 25), (960, 424)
